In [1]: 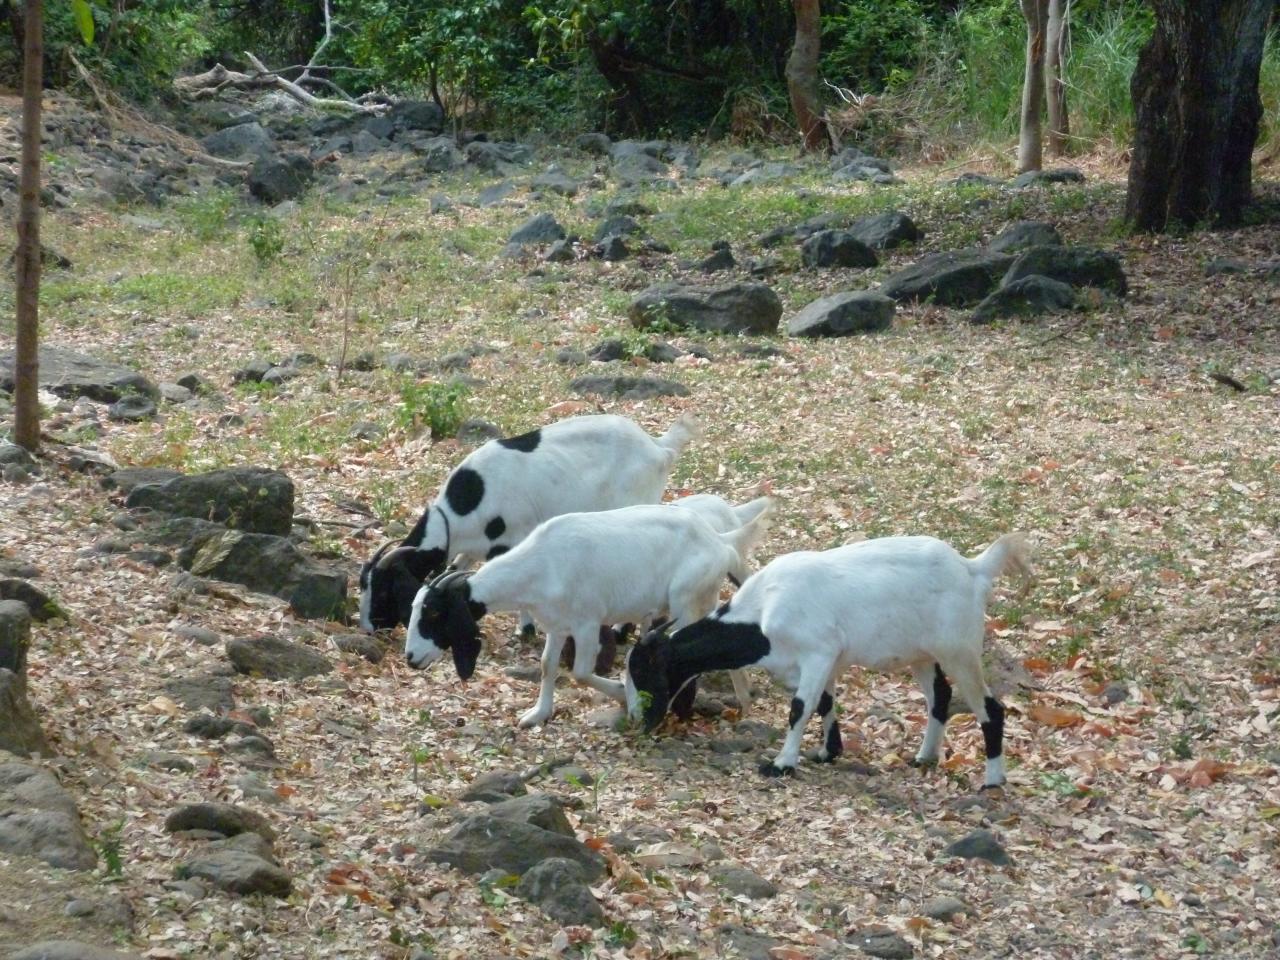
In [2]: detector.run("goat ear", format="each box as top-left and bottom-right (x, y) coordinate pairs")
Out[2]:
(451, 632), (482, 680)
(405, 548), (447, 583)
(671, 677), (698, 721)
(443, 583), (482, 680)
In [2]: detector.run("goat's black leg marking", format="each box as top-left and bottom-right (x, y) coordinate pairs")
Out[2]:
(788, 696), (804, 729)
(815, 690), (843, 762)
(932, 664), (952, 723)
(979, 695), (1006, 790)
(758, 761), (797, 778)
(910, 663), (951, 768)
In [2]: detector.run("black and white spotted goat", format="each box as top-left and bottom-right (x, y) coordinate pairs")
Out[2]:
(625, 533), (1032, 788)
(359, 413), (699, 632)
(404, 498), (772, 728)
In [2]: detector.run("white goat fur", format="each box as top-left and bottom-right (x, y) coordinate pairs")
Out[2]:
(627, 534), (1031, 787)
(406, 500), (772, 728)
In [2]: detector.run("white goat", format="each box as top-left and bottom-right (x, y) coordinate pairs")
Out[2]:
(625, 533), (1032, 788)
(405, 500), (773, 728)
(360, 413), (699, 631)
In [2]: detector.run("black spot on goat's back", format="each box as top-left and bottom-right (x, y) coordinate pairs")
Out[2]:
(485, 516), (506, 540)
(486, 544), (509, 560)
(498, 428), (541, 453)
(445, 467), (485, 516)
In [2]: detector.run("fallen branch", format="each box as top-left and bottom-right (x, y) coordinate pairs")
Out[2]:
(174, 52), (383, 115)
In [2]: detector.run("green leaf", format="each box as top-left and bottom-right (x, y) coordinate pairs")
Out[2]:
(70, 0), (95, 45)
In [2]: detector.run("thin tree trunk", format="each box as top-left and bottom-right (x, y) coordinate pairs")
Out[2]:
(1126, 0), (1272, 230)
(1017, 0), (1049, 173)
(13, 0), (43, 454)
(785, 0), (828, 153)
(1045, 0), (1070, 156)
(587, 32), (651, 134)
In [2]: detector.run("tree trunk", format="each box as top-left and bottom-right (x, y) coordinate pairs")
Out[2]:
(13, 0), (43, 454)
(1017, 0), (1049, 173)
(1045, 0), (1070, 156)
(1126, 0), (1272, 231)
(587, 32), (651, 134)
(785, 0), (828, 153)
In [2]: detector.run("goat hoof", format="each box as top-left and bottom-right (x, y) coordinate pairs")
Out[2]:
(979, 782), (1006, 794)
(517, 623), (538, 643)
(758, 762), (796, 778)
(808, 749), (842, 765)
(909, 756), (938, 769)
(517, 710), (550, 729)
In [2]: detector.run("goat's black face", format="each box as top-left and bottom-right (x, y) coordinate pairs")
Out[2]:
(405, 572), (485, 679)
(360, 546), (448, 631)
(625, 627), (674, 732)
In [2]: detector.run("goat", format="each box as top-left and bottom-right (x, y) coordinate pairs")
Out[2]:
(625, 533), (1032, 788)
(404, 500), (772, 729)
(360, 413), (699, 632)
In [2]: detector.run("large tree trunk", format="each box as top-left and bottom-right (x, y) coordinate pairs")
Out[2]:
(785, 0), (828, 153)
(1126, 0), (1272, 231)
(587, 32), (651, 134)
(1045, 0), (1070, 156)
(13, 0), (43, 454)
(1017, 0), (1049, 173)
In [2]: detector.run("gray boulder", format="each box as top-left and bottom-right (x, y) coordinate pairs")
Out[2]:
(0, 760), (97, 869)
(486, 793), (574, 837)
(508, 213), (565, 247)
(801, 230), (878, 269)
(163, 674), (234, 713)
(226, 635), (333, 680)
(125, 466), (294, 536)
(613, 153), (668, 186)
(1002, 245), (1127, 296)
(464, 140), (532, 171)
(531, 167), (579, 197)
(850, 929), (915, 959)
(570, 375), (689, 401)
(459, 770), (527, 803)
(1010, 166), (1084, 188)
(9, 943), (144, 960)
(971, 274), (1076, 324)
(424, 814), (605, 879)
(880, 249), (1014, 307)
(0, 599), (32, 675)
(176, 849), (292, 897)
(609, 139), (668, 161)
(0, 580), (62, 621)
(516, 857), (606, 927)
(248, 153), (314, 204)
(201, 122), (273, 159)
(629, 282), (782, 335)
(787, 291), (894, 338)
(107, 395), (157, 422)
(943, 828), (1011, 866)
(575, 132), (612, 155)
(594, 215), (643, 242)
(988, 220), (1062, 254)
(0, 664), (52, 758)
(710, 863), (777, 899)
(729, 162), (798, 187)
(416, 136), (463, 173)
(0, 345), (157, 403)
(849, 211), (921, 250)
(389, 99), (445, 134)
(164, 801), (276, 841)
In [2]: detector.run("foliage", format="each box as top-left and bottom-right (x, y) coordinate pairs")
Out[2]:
(396, 379), (469, 440)
(821, 0), (932, 93)
(247, 215), (285, 266)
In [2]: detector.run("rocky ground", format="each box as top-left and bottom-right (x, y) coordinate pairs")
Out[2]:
(0, 89), (1278, 960)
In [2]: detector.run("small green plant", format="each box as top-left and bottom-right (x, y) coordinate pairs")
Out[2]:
(96, 820), (126, 877)
(607, 921), (639, 947)
(247, 215), (285, 266)
(1171, 731), (1194, 761)
(1181, 933), (1209, 954)
(396, 379), (470, 440)
(175, 189), (237, 241)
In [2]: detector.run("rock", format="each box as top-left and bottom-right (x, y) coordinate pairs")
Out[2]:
(143, 751), (195, 773)
(850, 929), (915, 959)
(645, 341), (683, 363)
(0, 580), (62, 621)
(602, 196), (653, 218)
(476, 181), (515, 207)
(699, 246), (735, 272)
(226, 635), (332, 680)
(201, 122), (273, 159)
(164, 675), (235, 714)
(516, 857), (606, 927)
(595, 235), (629, 261)
(424, 814), (605, 879)
(459, 769), (527, 803)
(0, 345), (157, 403)
(417, 136), (464, 173)
(1010, 166), (1085, 188)
(988, 220), (1063, 254)
(248, 153), (314, 204)
(183, 713), (253, 740)
(943, 828), (1011, 866)
(232, 358), (274, 384)
(833, 162), (898, 184)
(101, 467), (183, 495)
(389, 99), (445, 134)
(172, 623), (220, 647)
(575, 132), (612, 155)
(607, 822), (672, 853)
(544, 239), (574, 263)
(710, 863), (778, 899)
(1002, 245), (1128, 296)
(348, 420), (382, 442)
(208, 829), (277, 863)
(729, 162), (798, 187)
(0, 760), (96, 868)
(532, 167), (579, 197)
(629, 282), (782, 335)
(486, 793), (574, 837)
(508, 213), (566, 248)
(333, 633), (385, 663)
(949, 172), (1003, 187)
(613, 153), (669, 186)
(126, 466), (294, 536)
(176, 849), (291, 897)
(971, 274), (1076, 323)
(164, 802), (275, 841)
(0, 600), (31, 676)
(921, 895), (968, 920)
(107, 395), (157, 422)
(570, 375), (689, 400)
(260, 365), (301, 386)
(880, 249), (1014, 307)
(9, 943), (145, 960)
(0, 443), (35, 469)
(849, 211), (921, 250)
(787, 291), (894, 338)
(555, 347), (588, 366)
(464, 140), (532, 171)
(1102, 680), (1129, 705)
(0, 665), (51, 757)
(718, 924), (782, 960)
(594, 215), (643, 243)
(0, 559), (39, 579)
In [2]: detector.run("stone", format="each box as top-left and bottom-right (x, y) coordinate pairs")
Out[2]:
(164, 802), (276, 841)
(143, 751), (195, 773)
(508, 213), (566, 247)
(850, 929), (915, 959)
(595, 235), (629, 261)
(602, 196), (653, 218)
(486, 793), (574, 837)
(260, 365), (301, 386)
(0, 760), (96, 868)
(165, 675), (235, 714)
(226, 635), (332, 680)
(645, 341), (683, 363)
(464, 140), (533, 171)
(1002, 245), (1128, 296)
(101, 467), (183, 495)
(516, 857), (606, 928)
(718, 924), (782, 960)
(0, 666), (51, 757)
(476, 181), (515, 207)
(607, 822), (672, 853)
(921, 895), (968, 920)
(710, 863), (777, 899)
(575, 132), (612, 155)
(729, 162), (798, 187)
(424, 814), (605, 880)
(849, 211), (921, 250)
(0, 345), (157, 403)
(389, 99), (445, 134)
(171, 624), (220, 647)
(532, 168), (579, 197)
(333, 633), (385, 663)
(613, 153), (668, 186)
(0, 580), (62, 621)
(971, 274), (1076, 324)
(107, 395), (157, 422)
(209, 829), (276, 863)
(176, 849), (291, 897)
(458, 770), (527, 803)
(787, 291), (895, 338)
(544, 239), (574, 263)
(610, 139), (669, 161)
(0, 443), (35, 469)
(416, 136), (463, 173)
(232, 358), (274, 384)
(699, 246), (735, 272)
(1010, 166), (1085, 188)
(9, 943), (145, 960)
(880, 249), (1014, 307)
(201, 122), (273, 159)
(570, 375), (689, 401)
(988, 220), (1063, 254)
(1102, 680), (1129, 705)
(248, 153), (314, 204)
(126, 467), (293, 536)
(594, 215), (642, 242)
(183, 713), (254, 740)
(943, 828), (1011, 866)
(629, 282), (782, 335)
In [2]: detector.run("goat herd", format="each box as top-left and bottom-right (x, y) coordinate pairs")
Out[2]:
(358, 413), (1032, 789)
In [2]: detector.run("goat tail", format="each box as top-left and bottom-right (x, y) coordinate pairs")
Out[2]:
(732, 495), (773, 526)
(719, 497), (774, 581)
(655, 412), (702, 459)
(970, 532), (1034, 599)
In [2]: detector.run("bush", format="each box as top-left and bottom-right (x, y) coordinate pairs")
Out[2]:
(821, 0), (931, 93)
(396, 379), (469, 441)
